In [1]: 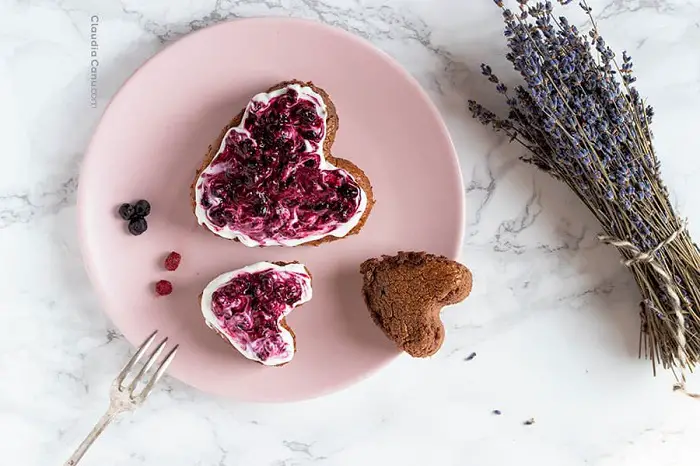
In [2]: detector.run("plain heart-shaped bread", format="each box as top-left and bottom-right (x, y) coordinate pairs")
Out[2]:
(200, 261), (312, 366)
(191, 80), (374, 247)
(360, 251), (473, 357)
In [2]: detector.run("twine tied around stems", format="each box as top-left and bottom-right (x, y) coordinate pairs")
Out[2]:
(598, 221), (698, 398)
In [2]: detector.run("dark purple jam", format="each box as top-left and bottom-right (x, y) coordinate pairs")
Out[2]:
(197, 86), (363, 245)
(210, 266), (309, 363)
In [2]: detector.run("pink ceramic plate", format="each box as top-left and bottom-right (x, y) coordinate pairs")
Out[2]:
(79, 18), (464, 402)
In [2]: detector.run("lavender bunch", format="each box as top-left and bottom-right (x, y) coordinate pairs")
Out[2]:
(470, 0), (700, 378)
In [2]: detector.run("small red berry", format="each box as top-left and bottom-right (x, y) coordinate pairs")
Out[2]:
(155, 280), (173, 296)
(164, 251), (182, 271)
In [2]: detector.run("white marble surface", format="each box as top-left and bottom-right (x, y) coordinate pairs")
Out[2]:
(2, 0), (700, 464)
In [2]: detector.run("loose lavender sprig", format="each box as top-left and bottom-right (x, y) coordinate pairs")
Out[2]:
(470, 0), (700, 375)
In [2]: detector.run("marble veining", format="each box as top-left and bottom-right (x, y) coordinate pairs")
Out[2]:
(2, 0), (700, 465)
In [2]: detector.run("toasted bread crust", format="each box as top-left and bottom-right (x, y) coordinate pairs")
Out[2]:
(191, 80), (375, 246)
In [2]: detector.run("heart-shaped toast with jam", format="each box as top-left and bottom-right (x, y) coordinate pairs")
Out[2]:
(192, 80), (374, 247)
(200, 261), (312, 366)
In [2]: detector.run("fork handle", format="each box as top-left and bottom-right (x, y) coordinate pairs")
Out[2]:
(64, 409), (117, 466)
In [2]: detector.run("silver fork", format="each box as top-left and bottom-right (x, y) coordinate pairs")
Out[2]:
(64, 331), (179, 466)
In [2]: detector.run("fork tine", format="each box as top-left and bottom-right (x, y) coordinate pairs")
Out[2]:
(137, 344), (179, 401)
(114, 330), (157, 388)
(127, 337), (168, 392)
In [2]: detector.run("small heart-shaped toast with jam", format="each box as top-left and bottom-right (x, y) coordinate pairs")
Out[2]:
(200, 261), (312, 366)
